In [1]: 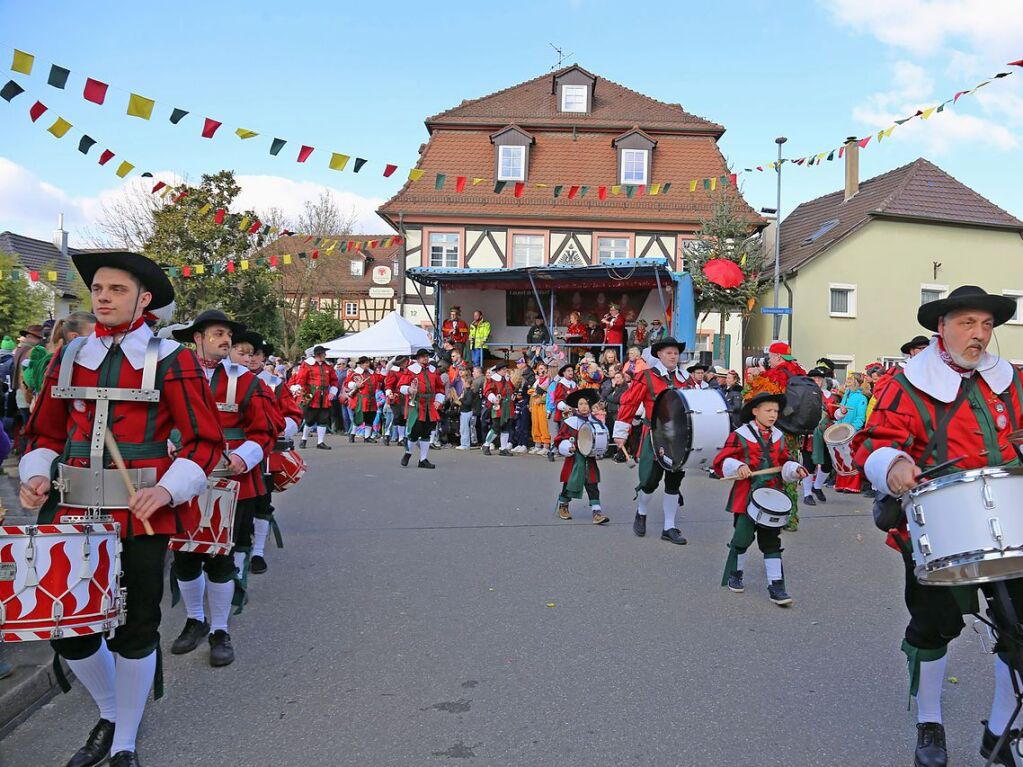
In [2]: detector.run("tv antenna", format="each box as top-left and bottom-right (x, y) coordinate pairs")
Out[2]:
(549, 43), (574, 70)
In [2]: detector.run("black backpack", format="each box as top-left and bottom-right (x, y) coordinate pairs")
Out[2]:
(777, 375), (824, 436)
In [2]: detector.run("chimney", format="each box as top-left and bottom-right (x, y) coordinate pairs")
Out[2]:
(843, 137), (859, 201)
(53, 213), (68, 256)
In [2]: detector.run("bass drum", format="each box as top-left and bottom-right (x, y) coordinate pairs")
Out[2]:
(650, 388), (731, 471)
(777, 375), (824, 435)
(576, 421), (609, 458)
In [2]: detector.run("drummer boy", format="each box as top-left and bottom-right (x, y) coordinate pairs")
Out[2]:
(713, 378), (807, 606)
(553, 388), (610, 526)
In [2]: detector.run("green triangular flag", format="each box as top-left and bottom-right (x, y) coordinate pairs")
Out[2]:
(827, 151), (834, 161)
(579, 186), (589, 198)
(626, 185), (636, 198)
(270, 137), (286, 156)
(936, 103), (944, 112)
(553, 185), (563, 198)
(494, 181), (507, 194)
(703, 178), (710, 190)
(661, 183), (671, 195)
(894, 117), (911, 125)
(435, 173), (446, 190)
(47, 65), (70, 89)
(169, 108), (188, 125)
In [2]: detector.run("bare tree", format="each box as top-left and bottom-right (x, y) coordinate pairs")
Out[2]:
(82, 179), (174, 250)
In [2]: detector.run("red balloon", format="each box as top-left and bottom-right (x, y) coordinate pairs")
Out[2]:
(702, 258), (744, 288)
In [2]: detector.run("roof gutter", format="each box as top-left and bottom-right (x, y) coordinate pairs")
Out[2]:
(870, 211), (1023, 233)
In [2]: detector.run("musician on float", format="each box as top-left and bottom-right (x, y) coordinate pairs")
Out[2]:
(714, 378), (806, 605)
(553, 388), (610, 526)
(345, 356), (380, 444)
(482, 361), (516, 456)
(19, 251), (224, 767)
(853, 286), (1023, 767)
(397, 347), (445, 469)
(169, 312), (282, 668)
(600, 303), (626, 362)
(801, 366), (836, 507)
(291, 345), (339, 450)
(441, 306), (469, 357)
(612, 336), (694, 546)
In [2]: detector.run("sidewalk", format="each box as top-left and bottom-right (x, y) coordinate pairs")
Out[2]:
(0, 457), (68, 737)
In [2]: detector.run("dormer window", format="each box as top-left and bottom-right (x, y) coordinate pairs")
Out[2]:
(621, 149), (648, 185)
(562, 85), (588, 113)
(490, 125), (534, 183)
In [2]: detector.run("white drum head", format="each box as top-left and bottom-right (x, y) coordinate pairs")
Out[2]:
(577, 424), (595, 456)
(824, 422), (855, 446)
(751, 488), (791, 513)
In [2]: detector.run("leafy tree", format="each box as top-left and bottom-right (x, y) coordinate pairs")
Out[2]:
(0, 251), (54, 333)
(297, 310), (344, 352)
(142, 170), (281, 342)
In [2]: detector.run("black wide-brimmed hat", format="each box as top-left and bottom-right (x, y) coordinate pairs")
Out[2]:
(740, 392), (787, 423)
(493, 361), (509, 372)
(816, 357), (836, 371)
(312, 345), (328, 356)
(565, 388), (599, 409)
(357, 356), (372, 365)
(651, 336), (685, 355)
(807, 366), (830, 379)
(687, 362), (709, 373)
(71, 250), (174, 310)
(918, 285), (1017, 332)
(171, 309), (245, 343)
(232, 328), (263, 349)
(558, 363), (573, 376)
(414, 347), (432, 358)
(900, 335), (931, 354)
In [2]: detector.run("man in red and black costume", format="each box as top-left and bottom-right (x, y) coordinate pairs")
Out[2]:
(613, 336), (694, 545)
(19, 251), (224, 767)
(853, 286), (1023, 767)
(291, 345), (339, 450)
(398, 347), (445, 469)
(345, 355), (380, 443)
(601, 303), (626, 362)
(442, 306), (469, 357)
(169, 311), (281, 668)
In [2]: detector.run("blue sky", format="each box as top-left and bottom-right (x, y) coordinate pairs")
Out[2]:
(0, 0), (1020, 245)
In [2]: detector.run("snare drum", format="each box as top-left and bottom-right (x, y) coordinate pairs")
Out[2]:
(905, 466), (1023, 586)
(266, 449), (307, 492)
(824, 422), (858, 477)
(576, 421), (609, 459)
(650, 388), (731, 471)
(746, 488), (793, 528)
(0, 522), (125, 642)
(169, 478), (239, 556)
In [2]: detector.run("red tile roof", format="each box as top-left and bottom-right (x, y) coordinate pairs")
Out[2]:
(778, 158), (1023, 274)
(255, 236), (401, 296)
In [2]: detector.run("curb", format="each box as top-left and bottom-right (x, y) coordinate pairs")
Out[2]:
(0, 660), (66, 739)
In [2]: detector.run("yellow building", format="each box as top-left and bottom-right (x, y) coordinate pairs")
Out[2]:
(746, 151), (1023, 379)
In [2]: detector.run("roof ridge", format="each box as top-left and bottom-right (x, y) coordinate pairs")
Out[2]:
(785, 159), (920, 214)
(873, 157), (929, 214)
(427, 70), (555, 123)
(592, 72), (720, 128)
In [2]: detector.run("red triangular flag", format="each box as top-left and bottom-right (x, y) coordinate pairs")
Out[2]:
(455, 176), (467, 192)
(174, 191), (188, 202)
(297, 145), (314, 163)
(729, 173), (738, 186)
(201, 118), (222, 138)
(248, 220), (261, 234)
(83, 78), (108, 104)
(637, 185), (645, 197)
(598, 186), (607, 200)
(1008, 59), (1023, 67)
(303, 235), (313, 243)
(858, 135), (872, 149)
(29, 270), (38, 282)
(227, 261), (235, 273)
(953, 90), (968, 103)
(28, 101), (47, 122)
(269, 255), (278, 267)
(98, 149), (115, 165)
(151, 181), (166, 193)
(567, 185), (580, 199)
(514, 182), (525, 198)
(182, 266), (191, 277)
(311, 249), (319, 260)
(383, 163), (398, 177)
(214, 208), (226, 224)
(838, 146), (845, 158)
(756, 166), (763, 172)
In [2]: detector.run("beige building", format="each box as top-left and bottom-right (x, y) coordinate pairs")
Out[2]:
(746, 149), (1023, 379)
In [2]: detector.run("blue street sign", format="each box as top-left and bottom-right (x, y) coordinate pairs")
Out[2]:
(761, 306), (793, 315)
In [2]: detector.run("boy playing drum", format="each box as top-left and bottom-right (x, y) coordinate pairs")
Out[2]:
(553, 388), (609, 525)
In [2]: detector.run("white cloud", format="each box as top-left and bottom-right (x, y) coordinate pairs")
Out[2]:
(0, 158), (390, 248)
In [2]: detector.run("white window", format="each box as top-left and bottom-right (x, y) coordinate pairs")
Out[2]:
(920, 283), (947, 305)
(598, 237), (630, 262)
(828, 283), (856, 318)
(498, 145), (525, 182)
(561, 85), (587, 113)
(1004, 290), (1023, 325)
(825, 354), (855, 383)
(429, 232), (459, 268)
(512, 234), (545, 268)
(679, 239), (701, 271)
(621, 149), (648, 185)
(344, 301), (358, 319)
(350, 259), (364, 277)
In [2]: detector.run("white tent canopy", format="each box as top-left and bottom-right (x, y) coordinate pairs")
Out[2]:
(306, 311), (433, 359)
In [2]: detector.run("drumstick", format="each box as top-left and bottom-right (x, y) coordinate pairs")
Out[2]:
(103, 430), (155, 536)
(718, 466), (784, 482)
(619, 443), (637, 468)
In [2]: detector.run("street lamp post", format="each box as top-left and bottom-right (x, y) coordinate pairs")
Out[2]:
(772, 136), (787, 341)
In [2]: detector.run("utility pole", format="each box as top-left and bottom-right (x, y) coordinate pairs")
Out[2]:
(772, 136), (787, 341)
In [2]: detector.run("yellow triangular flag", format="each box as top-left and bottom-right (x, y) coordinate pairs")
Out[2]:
(235, 128), (259, 139)
(195, 264), (205, 275)
(329, 153), (350, 171)
(884, 126), (896, 138)
(240, 260), (249, 271)
(710, 177), (717, 191)
(11, 49), (34, 75)
(239, 216), (250, 231)
(283, 254), (292, 265)
(921, 106), (937, 119)
(611, 185), (621, 196)
(160, 186), (173, 198)
(408, 169), (425, 182)
(740, 253), (747, 267)
(649, 183), (661, 195)
(877, 129), (885, 141)
(534, 183), (548, 189)
(198, 203), (212, 216)
(269, 226), (278, 235)
(816, 152), (827, 161)
(127, 93), (156, 120)
(689, 180), (698, 192)
(472, 177), (485, 185)
(47, 117), (72, 138)
(326, 241), (338, 252)
(115, 161), (134, 178)
(47, 270), (57, 281)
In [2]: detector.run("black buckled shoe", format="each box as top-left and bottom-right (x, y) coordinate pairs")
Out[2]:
(547, 450), (555, 462)
(209, 630), (235, 667)
(803, 494), (817, 507)
(110, 751), (143, 767)
(498, 449), (511, 456)
(633, 512), (646, 537)
(400, 452), (412, 467)
(768, 580), (794, 607)
(661, 528), (687, 545)
(65, 718), (114, 767)
(317, 442), (332, 450)
(249, 555), (267, 575)
(170, 617), (210, 655)
(727, 571), (745, 593)
(384, 435), (391, 446)
(980, 720), (1019, 767)
(813, 488), (827, 503)
(348, 433), (355, 443)
(418, 459), (435, 469)
(914, 722), (947, 767)
(482, 445), (491, 456)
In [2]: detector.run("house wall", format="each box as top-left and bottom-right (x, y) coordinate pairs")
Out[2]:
(746, 219), (1023, 368)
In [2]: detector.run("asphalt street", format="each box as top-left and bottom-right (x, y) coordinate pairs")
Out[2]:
(0, 439), (1009, 766)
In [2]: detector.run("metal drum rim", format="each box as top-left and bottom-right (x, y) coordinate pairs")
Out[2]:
(915, 545), (1023, 586)
(908, 465), (1021, 499)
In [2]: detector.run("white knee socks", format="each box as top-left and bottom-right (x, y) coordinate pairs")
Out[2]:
(989, 656), (1020, 735)
(301, 424), (311, 441)
(801, 476), (813, 497)
(252, 518), (270, 558)
(207, 579), (235, 634)
(316, 425), (327, 444)
(917, 654), (948, 724)
(110, 652), (156, 755)
(419, 440), (430, 461)
(814, 467), (827, 489)
(765, 557), (783, 582)
(637, 490), (653, 517)
(736, 552), (747, 572)
(397, 425), (406, 441)
(500, 432), (510, 450)
(66, 644), (117, 722)
(233, 551), (246, 574)
(177, 576), (206, 621)
(662, 493), (678, 531)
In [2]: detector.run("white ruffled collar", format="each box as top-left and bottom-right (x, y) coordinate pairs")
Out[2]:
(74, 323), (179, 371)
(736, 422), (783, 444)
(651, 359), (690, 383)
(258, 369), (281, 388)
(904, 338), (1013, 403)
(408, 362), (434, 375)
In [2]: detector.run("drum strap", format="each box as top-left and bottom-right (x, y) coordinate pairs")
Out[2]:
(915, 377), (974, 469)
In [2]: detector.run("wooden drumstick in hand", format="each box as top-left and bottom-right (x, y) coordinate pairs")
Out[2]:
(619, 444), (637, 468)
(719, 466), (784, 482)
(104, 430), (155, 536)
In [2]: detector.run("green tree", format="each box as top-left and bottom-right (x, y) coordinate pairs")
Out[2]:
(297, 311), (344, 351)
(143, 170), (281, 342)
(0, 251), (53, 334)
(687, 190), (773, 354)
